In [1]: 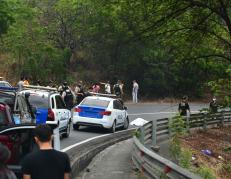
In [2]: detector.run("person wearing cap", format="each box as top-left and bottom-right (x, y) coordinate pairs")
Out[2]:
(0, 144), (17, 179)
(21, 124), (71, 179)
(178, 96), (190, 116)
(209, 97), (218, 113)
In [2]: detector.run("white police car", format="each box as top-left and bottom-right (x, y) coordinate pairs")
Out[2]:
(20, 85), (71, 138)
(72, 95), (129, 133)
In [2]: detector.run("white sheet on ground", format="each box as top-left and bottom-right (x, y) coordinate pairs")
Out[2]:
(130, 118), (149, 127)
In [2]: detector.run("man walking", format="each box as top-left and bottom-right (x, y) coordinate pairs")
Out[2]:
(132, 80), (139, 103)
(22, 124), (71, 179)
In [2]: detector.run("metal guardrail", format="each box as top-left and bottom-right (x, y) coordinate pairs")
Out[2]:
(132, 110), (231, 179)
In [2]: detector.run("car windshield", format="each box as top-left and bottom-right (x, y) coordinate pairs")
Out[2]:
(81, 98), (110, 108)
(28, 95), (48, 108)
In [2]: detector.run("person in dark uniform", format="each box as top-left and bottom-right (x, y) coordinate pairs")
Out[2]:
(209, 97), (218, 113)
(62, 82), (74, 110)
(178, 96), (190, 116)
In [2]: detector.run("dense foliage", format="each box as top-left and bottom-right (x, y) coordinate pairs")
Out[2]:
(0, 0), (230, 100)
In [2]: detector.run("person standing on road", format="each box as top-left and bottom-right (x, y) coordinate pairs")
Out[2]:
(22, 124), (71, 179)
(209, 97), (218, 113)
(113, 81), (122, 98)
(132, 80), (139, 103)
(62, 82), (74, 110)
(0, 144), (17, 179)
(75, 81), (85, 104)
(178, 96), (190, 116)
(100, 81), (111, 94)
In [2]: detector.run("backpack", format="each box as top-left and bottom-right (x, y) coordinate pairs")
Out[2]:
(64, 88), (73, 103)
(114, 84), (121, 94)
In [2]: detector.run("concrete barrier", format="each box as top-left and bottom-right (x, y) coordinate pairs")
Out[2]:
(63, 128), (136, 178)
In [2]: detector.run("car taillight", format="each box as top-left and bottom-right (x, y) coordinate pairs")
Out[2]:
(100, 111), (111, 116)
(74, 107), (82, 113)
(47, 108), (55, 121)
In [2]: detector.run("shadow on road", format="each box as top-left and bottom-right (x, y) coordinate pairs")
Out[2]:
(75, 126), (110, 134)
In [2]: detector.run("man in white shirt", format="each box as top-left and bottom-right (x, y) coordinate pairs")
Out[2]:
(132, 80), (139, 103)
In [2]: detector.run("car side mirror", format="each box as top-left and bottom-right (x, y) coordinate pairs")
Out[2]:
(124, 106), (127, 110)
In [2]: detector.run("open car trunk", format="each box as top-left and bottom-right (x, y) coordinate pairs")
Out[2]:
(0, 122), (59, 179)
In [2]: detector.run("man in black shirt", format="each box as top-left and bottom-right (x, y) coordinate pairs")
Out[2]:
(22, 125), (71, 179)
(178, 96), (190, 116)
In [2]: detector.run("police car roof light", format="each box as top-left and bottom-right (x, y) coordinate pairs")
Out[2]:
(89, 92), (118, 98)
(23, 85), (57, 92)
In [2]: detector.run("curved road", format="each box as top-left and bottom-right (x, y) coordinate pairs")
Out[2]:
(60, 102), (207, 149)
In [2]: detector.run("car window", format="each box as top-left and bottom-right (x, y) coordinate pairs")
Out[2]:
(55, 95), (65, 109)
(113, 100), (123, 110)
(0, 92), (15, 111)
(51, 97), (55, 109)
(81, 98), (110, 108)
(28, 95), (48, 108)
(0, 82), (10, 87)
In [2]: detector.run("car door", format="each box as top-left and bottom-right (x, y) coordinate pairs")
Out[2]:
(117, 100), (126, 124)
(0, 125), (37, 178)
(113, 100), (123, 125)
(0, 123), (60, 178)
(53, 95), (69, 132)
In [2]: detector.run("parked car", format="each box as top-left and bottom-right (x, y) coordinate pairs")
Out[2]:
(0, 80), (12, 87)
(20, 85), (71, 138)
(72, 96), (129, 132)
(0, 86), (35, 124)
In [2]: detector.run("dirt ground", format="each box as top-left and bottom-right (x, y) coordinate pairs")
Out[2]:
(180, 126), (231, 179)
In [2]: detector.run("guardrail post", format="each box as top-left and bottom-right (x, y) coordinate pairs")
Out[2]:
(140, 126), (145, 144)
(152, 120), (157, 146)
(186, 115), (190, 133)
(203, 113), (207, 130)
(221, 111), (224, 126)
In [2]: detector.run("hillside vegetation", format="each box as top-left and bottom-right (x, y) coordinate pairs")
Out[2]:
(0, 0), (230, 102)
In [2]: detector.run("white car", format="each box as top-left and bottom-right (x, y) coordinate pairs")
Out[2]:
(20, 86), (72, 137)
(72, 96), (129, 132)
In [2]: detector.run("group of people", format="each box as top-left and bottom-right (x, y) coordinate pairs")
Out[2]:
(178, 96), (219, 117)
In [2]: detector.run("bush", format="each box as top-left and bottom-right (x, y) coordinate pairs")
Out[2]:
(197, 166), (216, 179)
(179, 149), (192, 169)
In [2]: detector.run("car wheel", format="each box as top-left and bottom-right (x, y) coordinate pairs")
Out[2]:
(63, 122), (71, 138)
(123, 117), (129, 130)
(73, 124), (80, 130)
(109, 121), (116, 133)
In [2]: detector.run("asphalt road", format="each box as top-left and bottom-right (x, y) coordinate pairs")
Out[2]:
(60, 102), (207, 149)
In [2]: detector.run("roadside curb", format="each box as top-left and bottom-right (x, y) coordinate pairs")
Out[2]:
(63, 128), (136, 178)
